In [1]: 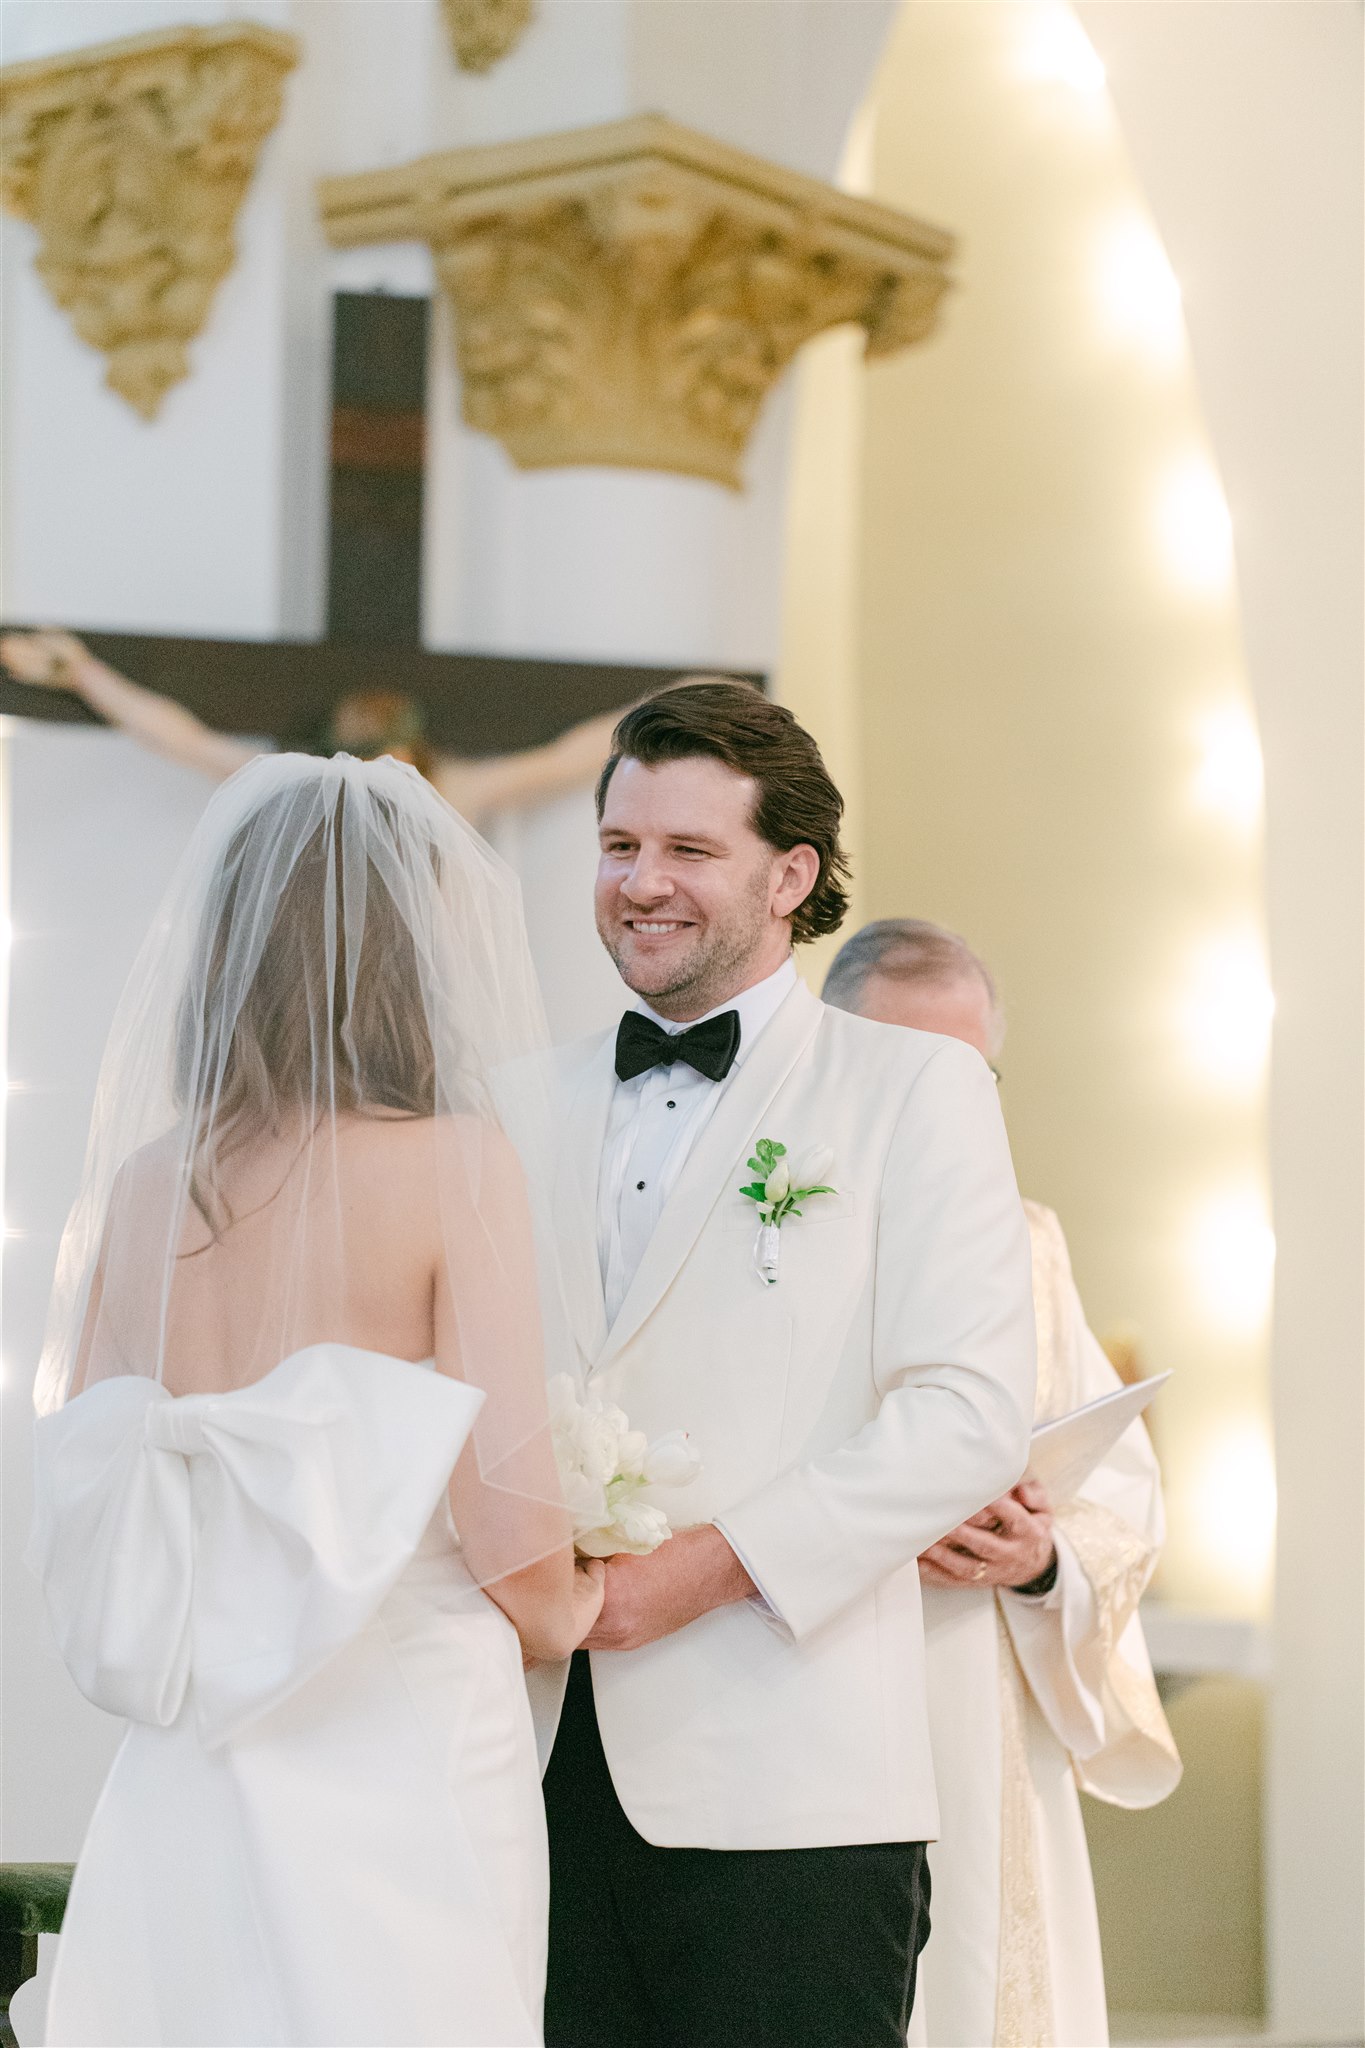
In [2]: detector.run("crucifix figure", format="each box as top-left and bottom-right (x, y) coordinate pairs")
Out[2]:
(0, 628), (622, 831)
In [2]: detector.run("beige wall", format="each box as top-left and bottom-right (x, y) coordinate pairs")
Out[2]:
(836, 0), (1273, 1621)
(1085, 1678), (1265, 2025)
(780, 2), (1362, 2033)
(1079, 11), (1363, 2040)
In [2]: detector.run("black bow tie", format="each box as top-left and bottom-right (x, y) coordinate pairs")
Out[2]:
(615, 1009), (741, 1084)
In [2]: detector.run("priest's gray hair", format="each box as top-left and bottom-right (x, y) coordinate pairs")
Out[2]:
(821, 918), (1006, 1058)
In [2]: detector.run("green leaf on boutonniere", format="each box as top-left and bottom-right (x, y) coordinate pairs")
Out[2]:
(737, 1137), (838, 1238)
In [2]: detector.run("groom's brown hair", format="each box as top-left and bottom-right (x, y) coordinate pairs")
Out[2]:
(595, 679), (852, 944)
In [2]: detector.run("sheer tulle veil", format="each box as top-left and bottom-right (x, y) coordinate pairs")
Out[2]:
(34, 751), (580, 1581)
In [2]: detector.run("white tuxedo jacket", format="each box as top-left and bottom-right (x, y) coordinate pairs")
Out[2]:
(537, 977), (1036, 1850)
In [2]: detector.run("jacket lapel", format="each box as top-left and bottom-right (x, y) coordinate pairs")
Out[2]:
(552, 1034), (616, 1367)
(598, 979), (824, 1367)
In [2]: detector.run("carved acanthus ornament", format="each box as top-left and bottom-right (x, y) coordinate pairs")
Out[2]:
(0, 23), (298, 418)
(319, 115), (955, 490)
(441, 0), (535, 74)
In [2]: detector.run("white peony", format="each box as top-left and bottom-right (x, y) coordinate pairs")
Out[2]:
(614, 1428), (651, 1482)
(578, 1406), (628, 1487)
(563, 1473), (610, 1531)
(547, 1374), (701, 1558)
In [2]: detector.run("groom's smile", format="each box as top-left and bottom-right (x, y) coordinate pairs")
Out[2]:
(595, 754), (815, 1021)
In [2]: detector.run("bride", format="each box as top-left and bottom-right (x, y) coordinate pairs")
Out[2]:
(27, 751), (604, 2046)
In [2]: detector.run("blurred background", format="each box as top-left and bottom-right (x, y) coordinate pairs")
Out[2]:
(1, 3), (1360, 2043)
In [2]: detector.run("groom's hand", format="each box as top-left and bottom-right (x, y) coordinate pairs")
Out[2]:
(583, 1525), (756, 1652)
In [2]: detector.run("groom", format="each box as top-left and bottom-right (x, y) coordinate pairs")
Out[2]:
(540, 681), (1036, 2047)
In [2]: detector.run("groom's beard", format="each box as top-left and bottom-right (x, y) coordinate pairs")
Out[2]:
(597, 874), (771, 1017)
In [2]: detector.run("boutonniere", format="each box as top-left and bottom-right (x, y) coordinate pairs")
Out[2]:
(739, 1138), (837, 1286)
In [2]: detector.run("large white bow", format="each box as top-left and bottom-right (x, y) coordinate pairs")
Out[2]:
(28, 1346), (483, 1748)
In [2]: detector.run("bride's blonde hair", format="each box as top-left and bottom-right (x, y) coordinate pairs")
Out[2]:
(174, 782), (443, 1232)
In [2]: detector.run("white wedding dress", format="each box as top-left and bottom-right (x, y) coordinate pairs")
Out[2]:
(30, 1344), (552, 2048)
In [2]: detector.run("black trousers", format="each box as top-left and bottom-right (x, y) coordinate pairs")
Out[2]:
(543, 1653), (931, 2048)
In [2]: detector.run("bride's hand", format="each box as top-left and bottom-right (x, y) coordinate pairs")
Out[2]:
(517, 1556), (601, 1671)
(570, 1557), (607, 1646)
(0, 629), (91, 689)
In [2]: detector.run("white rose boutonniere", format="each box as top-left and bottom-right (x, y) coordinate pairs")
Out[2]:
(738, 1137), (838, 1285)
(547, 1373), (702, 1557)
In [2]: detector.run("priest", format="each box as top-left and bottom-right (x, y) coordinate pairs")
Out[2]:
(823, 919), (1181, 2048)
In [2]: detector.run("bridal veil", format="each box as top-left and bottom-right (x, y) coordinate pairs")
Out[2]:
(33, 750), (577, 1584)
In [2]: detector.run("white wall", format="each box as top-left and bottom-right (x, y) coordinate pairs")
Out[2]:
(1, 729), (216, 2037)
(1079, 13), (1364, 2038)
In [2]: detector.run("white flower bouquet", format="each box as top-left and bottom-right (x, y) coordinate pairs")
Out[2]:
(548, 1373), (701, 1557)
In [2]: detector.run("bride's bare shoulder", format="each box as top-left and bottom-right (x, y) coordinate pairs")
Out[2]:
(346, 1109), (524, 1179)
(342, 1114), (529, 1241)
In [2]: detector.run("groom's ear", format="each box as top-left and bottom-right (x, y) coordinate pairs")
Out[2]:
(772, 844), (821, 921)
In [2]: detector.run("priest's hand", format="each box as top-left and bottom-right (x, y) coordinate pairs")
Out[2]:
(582, 1524), (756, 1652)
(919, 1479), (1057, 1592)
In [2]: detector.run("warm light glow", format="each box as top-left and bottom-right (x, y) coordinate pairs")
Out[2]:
(1013, 7), (1107, 94)
(1094, 214), (1184, 365)
(1191, 700), (1264, 832)
(1190, 1188), (1276, 1334)
(1155, 454), (1234, 597)
(1191, 1420), (1277, 1604)
(1179, 931), (1274, 1089)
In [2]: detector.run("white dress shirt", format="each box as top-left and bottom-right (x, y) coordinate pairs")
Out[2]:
(597, 957), (798, 1327)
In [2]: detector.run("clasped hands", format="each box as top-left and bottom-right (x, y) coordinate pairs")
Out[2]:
(581, 1524), (756, 1653)
(918, 1478), (1057, 1592)
(523, 1528), (754, 1670)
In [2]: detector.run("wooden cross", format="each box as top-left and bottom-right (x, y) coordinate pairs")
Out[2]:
(0, 293), (758, 754)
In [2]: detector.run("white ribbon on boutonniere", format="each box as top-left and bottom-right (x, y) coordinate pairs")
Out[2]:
(738, 1138), (837, 1286)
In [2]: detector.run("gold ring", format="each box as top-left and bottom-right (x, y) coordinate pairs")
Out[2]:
(972, 1562), (987, 1582)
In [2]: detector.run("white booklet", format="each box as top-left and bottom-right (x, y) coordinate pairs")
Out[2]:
(1027, 1373), (1171, 1501)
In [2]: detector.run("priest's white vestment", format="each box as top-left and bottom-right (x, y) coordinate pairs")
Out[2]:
(909, 1201), (1181, 2048)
